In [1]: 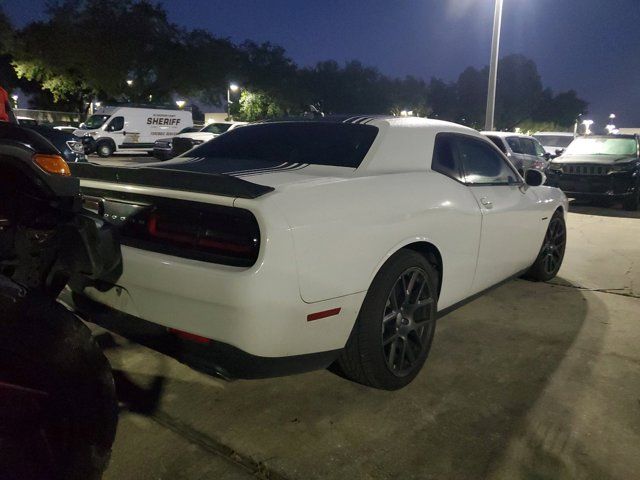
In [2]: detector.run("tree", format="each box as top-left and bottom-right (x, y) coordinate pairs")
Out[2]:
(456, 67), (486, 128)
(10, 0), (237, 117)
(493, 54), (544, 129)
(236, 90), (284, 121)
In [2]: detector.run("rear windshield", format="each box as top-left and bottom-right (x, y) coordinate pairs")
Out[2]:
(202, 123), (232, 134)
(188, 122), (379, 168)
(533, 135), (573, 148)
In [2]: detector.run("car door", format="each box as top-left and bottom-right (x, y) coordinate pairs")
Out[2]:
(521, 137), (547, 169)
(506, 136), (533, 171)
(104, 116), (125, 147)
(453, 134), (543, 293)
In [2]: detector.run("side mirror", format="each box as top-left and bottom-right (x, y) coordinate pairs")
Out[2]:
(79, 122), (86, 129)
(555, 148), (565, 157)
(524, 169), (546, 187)
(544, 152), (552, 161)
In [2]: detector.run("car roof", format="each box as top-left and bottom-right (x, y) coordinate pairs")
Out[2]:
(481, 131), (537, 140)
(534, 131), (574, 136)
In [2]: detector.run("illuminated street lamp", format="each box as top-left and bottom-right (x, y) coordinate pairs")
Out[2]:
(582, 119), (594, 135)
(11, 94), (18, 108)
(606, 113), (617, 134)
(126, 79), (133, 86)
(484, 0), (504, 131)
(227, 83), (240, 119)
(175, 100), (186, 109)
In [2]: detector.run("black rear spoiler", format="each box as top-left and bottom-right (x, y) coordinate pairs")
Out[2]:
(69, 163), (274, 199)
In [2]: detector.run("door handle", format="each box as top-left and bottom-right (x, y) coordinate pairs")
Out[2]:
(480, 197), (493, 209)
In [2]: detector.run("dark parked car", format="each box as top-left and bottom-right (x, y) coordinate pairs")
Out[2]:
(152, 126), (201, 160)
(546, 134), (640, 210)
(24, 124), (89, 163)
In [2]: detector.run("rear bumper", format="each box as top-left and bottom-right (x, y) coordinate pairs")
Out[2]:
(69, 244), (365, 359)
(70, 292), (341, 379)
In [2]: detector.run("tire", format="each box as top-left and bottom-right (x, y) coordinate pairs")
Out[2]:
(622, 188), (639, 211)
(0, 300), (117, 480)
(96, 140), (114, 158)
(333, 250), (439, 390)
(524, 210), (567, 282)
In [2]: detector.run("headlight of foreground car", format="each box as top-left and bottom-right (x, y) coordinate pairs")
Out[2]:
(66, 140), (85, 153)
(548, 162), (563, 172)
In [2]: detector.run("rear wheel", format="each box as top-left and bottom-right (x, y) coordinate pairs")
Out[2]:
(96, 140), (114, 158)
(333, 250), (438, 390)
(0, 301), (117, 480)
(524, 210), (567, 281)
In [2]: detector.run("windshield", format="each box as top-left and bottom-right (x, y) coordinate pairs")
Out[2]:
(201, 123), (232, 134)
(189, 122), (379, 168)
(533, 135), (574, 148)
(564, 137), (637, 156)
(83, 114), (110, 129)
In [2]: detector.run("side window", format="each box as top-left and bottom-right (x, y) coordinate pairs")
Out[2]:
(506, 137), (524, 154)
(520, 138), (539, 156)
(431, 134), (463, 182)
(532, 139), (546, 157)
(106, 116), (124, 132)
(486, 135), (507, 154)
(455, 136), (519, 185)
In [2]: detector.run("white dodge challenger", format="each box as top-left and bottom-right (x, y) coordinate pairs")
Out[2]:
(69, 116), (568, 390)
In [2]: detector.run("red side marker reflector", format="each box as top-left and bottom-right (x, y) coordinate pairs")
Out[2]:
(307, 308), (341, 322)
(168, 328), (211, 344)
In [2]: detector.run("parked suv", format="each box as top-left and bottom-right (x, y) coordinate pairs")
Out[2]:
(533, 132), (575, 157)
(153, 122), (246, 160)
(482, 132), (549, 175)
(546, 134), (640, 210)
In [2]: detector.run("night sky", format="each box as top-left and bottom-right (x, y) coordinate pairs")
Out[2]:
(4, 0), (640, 126)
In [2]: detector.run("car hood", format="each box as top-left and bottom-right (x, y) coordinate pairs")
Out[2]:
(552, 154), (638, 165)
(146, 156), (355, 190)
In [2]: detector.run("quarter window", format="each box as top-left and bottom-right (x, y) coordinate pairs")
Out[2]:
(455, 136), (519, 185)
(431, 135), (463, 182)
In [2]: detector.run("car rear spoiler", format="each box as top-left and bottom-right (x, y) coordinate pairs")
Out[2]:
(69, 163), (275, 199)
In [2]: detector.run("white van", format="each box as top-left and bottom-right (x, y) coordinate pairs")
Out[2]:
(74, 106), (193, 157)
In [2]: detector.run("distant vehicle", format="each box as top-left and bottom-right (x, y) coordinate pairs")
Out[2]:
(16, 116), (38, 126)
(153, 121), (246, 160)
(151, 126), (201, 160)
(24, 124), (87, 163)
(53, 125), (79, 134)
(482, 132), (550, 175)
(74, 106), (193, 157)
(533, 132), (575, 157)
(69, 116), (568, 391)
(546, 134), (640, 210)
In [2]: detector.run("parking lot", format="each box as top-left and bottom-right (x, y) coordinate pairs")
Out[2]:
(83, 158), (640, 480)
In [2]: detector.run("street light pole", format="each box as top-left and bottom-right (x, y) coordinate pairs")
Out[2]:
(227, 83), (239, 120)
(484, 0), (504, 131)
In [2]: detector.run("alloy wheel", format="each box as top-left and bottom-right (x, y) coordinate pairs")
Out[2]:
(541, 217), (566, 275)
(381, 267), (434, 377)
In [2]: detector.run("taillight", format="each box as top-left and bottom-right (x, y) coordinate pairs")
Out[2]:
(121, 202), (260, 267)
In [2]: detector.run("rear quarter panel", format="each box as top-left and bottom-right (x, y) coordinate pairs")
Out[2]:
(267, 172), (483, 309)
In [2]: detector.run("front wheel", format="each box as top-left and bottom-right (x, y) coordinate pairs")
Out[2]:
(333, 250), (438, 390)
(96, 140), (114, 158)
(524, 210), (567, 281)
